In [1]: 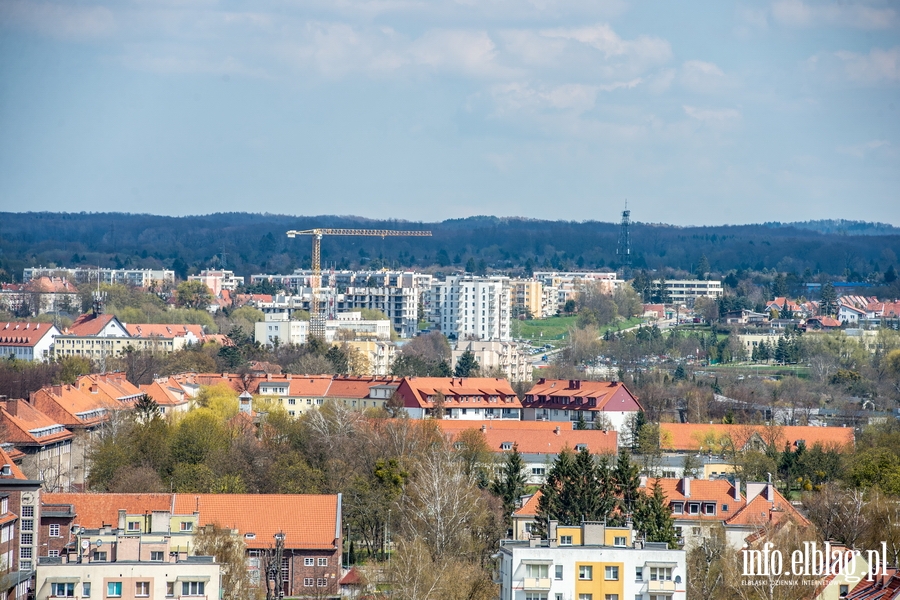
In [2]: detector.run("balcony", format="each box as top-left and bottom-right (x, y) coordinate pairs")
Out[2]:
(648, 580), (676, 592)
(522, 577), (552, 591)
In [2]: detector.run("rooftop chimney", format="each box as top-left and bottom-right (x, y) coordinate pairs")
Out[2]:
(554, 426), (561, 435)
(766, 482), (775, 502)
(481, 424), (486, 433)
(538, 378), (546, 385)
(682, 476), (691, 498)
(4, 398), (17, 417)
(734, 479), (741, 502)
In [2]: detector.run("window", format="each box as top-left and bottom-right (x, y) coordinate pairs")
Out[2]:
(92, 551), (107, 561)
(107, 582), (122, 598)
(526, 564), (548, 578)
(692, 527), (701, 536)
(317, 578), (327, 587)
(305, 557), (314, 566)
(703, 503), (716, 515)
(51, 582), (74, 597)
(20, 547), (32, 559)
(289, 398), (296, 405)
(839, 584), (849, 597)
(48, 550), (60, 557)
(127, 521), (141, 532)
(135, 582), (150, 597)
(578, 595), (593, 600)
(525, 595), (547, 600)
(722, 504), (729, 512)
(83, 582), (91, 598)
(671, 502), (683, 514)
(688, 503), (700, 515)
(650, 567), (673, 581)
(318, 557), (328, 566)
(560, 535), (573, 545)
(304, 578), (313, 587)
(166, 583), (174, 597)
(49, 523), (60, 537)
(555, 565), (563, 580)
(21, 506), (33, 517)
(635, 566), (643, 581)
(21, 519), (33, 531)
(604, 595), (619, 600)
(19, 560), (32, 571)
(614, 536), (627, 546)
(20, 533), (32, 545)
(532, 467), (546, 476)
(605, 566), (619, 580)
(182, 582), (205, 596)
(180, 521), (194, 532)
(579, 565), (593, 580)
(151, 551), (164, 561)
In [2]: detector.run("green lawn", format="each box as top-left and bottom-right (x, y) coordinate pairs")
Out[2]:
(512, 315), (644, 346)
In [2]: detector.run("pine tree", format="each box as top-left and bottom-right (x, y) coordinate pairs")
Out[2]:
(491, 444), (528, 527)
(454, 349), (480, 377)
(633, 480), (679, 548)
(575, 412), (587, 430)
(820, 282), (837, 317)
(614, 449), (641, 518)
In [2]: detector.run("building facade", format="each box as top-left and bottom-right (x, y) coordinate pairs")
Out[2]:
(426, 276), (512, 341)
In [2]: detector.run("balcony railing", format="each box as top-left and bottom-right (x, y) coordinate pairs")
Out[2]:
(522, 577), (552, 590)
(648, 580), (676, 592)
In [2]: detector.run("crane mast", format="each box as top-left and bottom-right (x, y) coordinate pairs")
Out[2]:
(286, 228), (432, 338)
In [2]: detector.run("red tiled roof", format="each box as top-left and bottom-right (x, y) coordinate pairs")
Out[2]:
(514, 492), (542, 517)
(125, 324), (205, 339)
(68, 313), (121, 336)
(397, 377), (520, 409)
(0, 399), (73, 446)
(0, 446), (27, 480)
(725, 487), (810, 527)
(31, 383), (118, 428)
(523, 380), (643, 412)
(325, 376), (401, 399)
(43, 493), (174, 528)
(435, 420), (617, 456)
(139, 381), (189, 407)
(659, 423), (854, 453)
(0, 322), (58, 347)
(173, 494), (339, 550)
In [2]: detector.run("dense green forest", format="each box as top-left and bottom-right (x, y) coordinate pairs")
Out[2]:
(1, 212), (899, 283)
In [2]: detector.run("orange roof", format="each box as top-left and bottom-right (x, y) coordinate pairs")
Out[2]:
(287, 376), (333, 397)
(76, 374), (144, 404)
(643, 478), (744, 519)
(325, 376), (401, 399)
(0, 446), (27, 480)
(31, 383), (118, 428)
(43, 493), (174, 528)
(172, 494), (339, 550)
(139, 380), (189, 407)
(659, 423), (854, 453)
(68, 313), (121, 336)
(0, 399), (73, 446)
(524, 379), (643, 412)
(397, 377), (520, 409)
(725, 486), (810, 527)
(0, 321), (58, 347)
(435, 420), (617, 455)
(514, 492), (541, 517)
(125, 323), (205, 339)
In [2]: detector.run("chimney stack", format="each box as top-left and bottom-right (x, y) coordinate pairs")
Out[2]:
(555, 426), (561, 435)
(766, 482), (775, 502)
(734, 479), (741, 502)
(682, 476), (691, 498)
(3, 398), (17, 417)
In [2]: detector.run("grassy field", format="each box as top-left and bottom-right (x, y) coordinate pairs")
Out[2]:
(512, 316), (644, 346)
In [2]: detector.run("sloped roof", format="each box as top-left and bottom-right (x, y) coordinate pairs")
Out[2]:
(76, 374), (143, 404)
(125, 324), (205, 339)
(0, 399), (73, 446)
(0, 446), (27, 480)
(659, 423), (854, 453)
(43, 493), (174, 528)
(31, 383), (118, 428)
(325, 376), (401, 399)
(435, 420), (617, 455)
(0, 322), (59, 347)
(139, 380), (188, 407)
(523, 379), (643, 412)
(173, 494), (339, 550)
(397, 377), (520, 409)
(514, 492), (542, 518)
(68, 313), (123, 336)
(725, 486), (810, 527)
(643, 478), (744, 516)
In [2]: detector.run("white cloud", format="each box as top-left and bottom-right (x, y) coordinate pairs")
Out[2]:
(680, 60), (727, 93)
(410, 30), (508, 78)
(541, 23), (672, 64)
(835, 47), (900, 84)
(0, 0), (116, 39)
(837, 139), (891, 158)
(771, 0), (897, 30)
(683, 105), (741, 122)
(490, 82), (600, 114)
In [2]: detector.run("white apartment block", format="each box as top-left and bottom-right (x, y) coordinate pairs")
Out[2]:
(451, 340), (531, 382)
(255, 312), (391, 347)
(662, 280), (723, 305)
(24, 267), (175, 288)
(335, 287), (419, 339)
(427, 276), (512, 341)
(256, 313), (310, 346)
(498, 521), (686, 600)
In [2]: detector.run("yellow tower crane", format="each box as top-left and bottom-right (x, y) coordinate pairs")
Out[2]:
(286, 228), (432, 338)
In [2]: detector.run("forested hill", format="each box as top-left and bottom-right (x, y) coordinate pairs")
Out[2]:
(1, 212), (898, 282)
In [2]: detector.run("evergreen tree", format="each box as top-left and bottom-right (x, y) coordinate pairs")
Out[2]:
(575, 412), (587, 430)
(696, 255), (710, 280)
(491, 445), (528, 527)
(536, 449), (575, 535)
(819, 282), (837, 316)
(628, 411), (647, 452)
(633, 480), (679, 548)
(453, 349), (480, 377)
(614, 449), (641, 518)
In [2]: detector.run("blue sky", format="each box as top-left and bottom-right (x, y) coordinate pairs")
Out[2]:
(0, 0), (898, 225)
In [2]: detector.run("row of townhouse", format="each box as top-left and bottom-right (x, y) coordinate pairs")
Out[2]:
(1, 313), (226, 363)
(1, 373), (191, 492)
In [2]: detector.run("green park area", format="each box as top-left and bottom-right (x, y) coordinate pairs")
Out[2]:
(512, 315), (644, 347)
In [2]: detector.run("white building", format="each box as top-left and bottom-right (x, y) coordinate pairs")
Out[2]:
(661, 280), (723, 305)
(255, 312), (391, 347)
(255, 313), (310, 347)
(0, 322), (60, 362)
(188, 270), (244, 296)
(497, 521), (687, 600)
(24, 267), (175, 288)
(427, 276), (511, 341)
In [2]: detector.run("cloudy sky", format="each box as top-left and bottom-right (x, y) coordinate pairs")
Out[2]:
(0, 0), (898, 225)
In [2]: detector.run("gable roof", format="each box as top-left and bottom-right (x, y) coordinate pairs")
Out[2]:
(434, 420), (618, 456)
(325, 376), (401, 400)
(523, 379), (643, 412)
(724, 486), (810, 527)
(139, 380), (189, 407)
(0, 322), (59, 347)
(0, 399), (73, 446)
(68, 313), (126, 337)
(30, 383), (118, 428)
(514, 492), (542, 518)
(397, 377), (520, 409)
(659, 423), (854, 453)
(0, 446), (27, 480)
(43, 493), (174, 528)
(125, 323), (205, 339)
